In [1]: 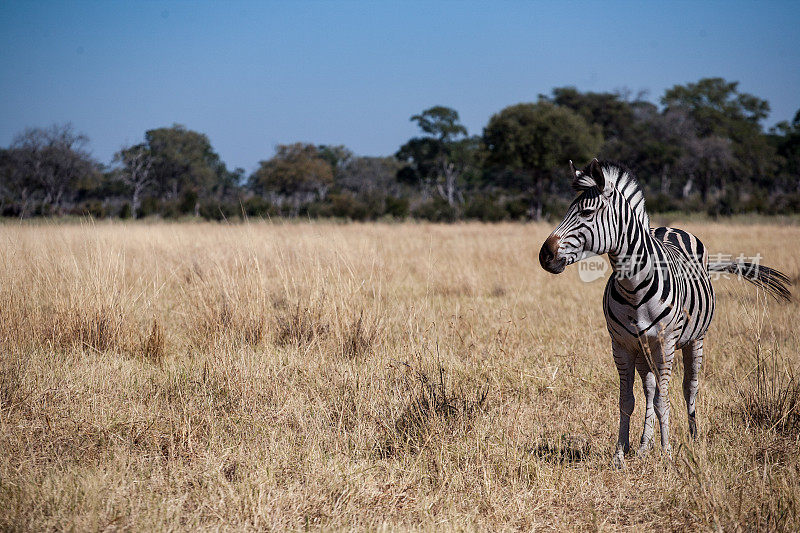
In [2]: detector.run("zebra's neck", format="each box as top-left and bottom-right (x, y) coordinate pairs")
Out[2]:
(607, 217), (658, 294)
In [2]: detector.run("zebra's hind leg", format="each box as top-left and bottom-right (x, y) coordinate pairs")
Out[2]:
(635, 357), (656, 457)
(612, 341), (636, 469)
(682, 338), (704, 439)
(652, 343), (676, 457)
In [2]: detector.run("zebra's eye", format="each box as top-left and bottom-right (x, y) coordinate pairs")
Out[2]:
(578, 208), (595, 218)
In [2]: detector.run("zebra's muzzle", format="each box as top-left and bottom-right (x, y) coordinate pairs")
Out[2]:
(539, 235), (566, 274)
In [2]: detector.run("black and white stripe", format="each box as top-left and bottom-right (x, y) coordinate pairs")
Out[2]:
(539, 159), (792, 467)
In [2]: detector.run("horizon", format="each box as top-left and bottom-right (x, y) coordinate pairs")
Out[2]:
(1, 0), (799, 172)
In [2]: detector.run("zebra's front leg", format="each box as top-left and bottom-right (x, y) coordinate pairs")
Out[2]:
(682, 338), (703, 439)
(635, 357), (656, 456)
(612, 341), (636, 469)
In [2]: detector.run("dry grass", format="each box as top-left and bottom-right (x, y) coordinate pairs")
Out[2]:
(0, 220), (799, 531)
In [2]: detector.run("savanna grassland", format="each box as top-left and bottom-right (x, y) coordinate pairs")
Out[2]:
(1, 220), (799, 531)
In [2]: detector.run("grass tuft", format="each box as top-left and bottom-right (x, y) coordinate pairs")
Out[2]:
(378, 359), (489, 457)
(738, 343), (800, 436)
(141, 318), (166, 365)
(53, 306), (122, 353)
(338, 310), (380, 360)
(0, 349), (28, 414)
(274, 299), (328, 347)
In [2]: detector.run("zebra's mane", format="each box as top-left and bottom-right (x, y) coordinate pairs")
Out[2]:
(573, 161), (650, 228)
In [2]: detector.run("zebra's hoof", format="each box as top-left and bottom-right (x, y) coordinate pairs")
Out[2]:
(612, 453), (626, 470)
(636, 441), (653, 458)
(662, 444), (673, 459)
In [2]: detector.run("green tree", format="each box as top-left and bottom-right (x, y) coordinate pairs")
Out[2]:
(547, 87), (638, 142)
(144, 124), (227, 213)
(769, 109), (800, 193)
(483, 101), (602, 219)
(396, 106), (476, 206)
(544, 89), (681, 196)
(662, 77), (775, 200)
(410, 106), (467, 142)
(662, 78), (769, 138)
(317, 144), (354, 174)
(250, 143), (333, 216)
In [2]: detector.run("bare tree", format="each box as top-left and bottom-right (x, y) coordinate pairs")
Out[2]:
(336, 156), (402, 196)
(437, 161), (462, 206)
(0, 149), (31, 217)
(10, 124), (96, 214)
(678, 135), (735, 202)
(115, 144), (154, 218)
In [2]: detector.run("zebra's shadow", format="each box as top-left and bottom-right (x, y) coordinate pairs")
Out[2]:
(528, 435), (591, 464)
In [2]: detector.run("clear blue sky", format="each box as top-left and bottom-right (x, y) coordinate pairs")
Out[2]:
(1, 1), (798, 172)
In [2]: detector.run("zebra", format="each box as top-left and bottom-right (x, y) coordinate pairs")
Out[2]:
(538, 159), (791, 468)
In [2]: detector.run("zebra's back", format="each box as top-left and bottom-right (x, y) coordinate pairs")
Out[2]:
(651, 226), (708, 268)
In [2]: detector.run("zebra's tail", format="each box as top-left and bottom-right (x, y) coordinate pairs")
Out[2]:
(707, 261), (792, 302)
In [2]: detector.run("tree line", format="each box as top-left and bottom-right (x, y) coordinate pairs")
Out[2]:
(2, 77), (799, 221)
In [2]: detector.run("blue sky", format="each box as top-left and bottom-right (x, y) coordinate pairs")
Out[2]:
(1, 1), (798, 172)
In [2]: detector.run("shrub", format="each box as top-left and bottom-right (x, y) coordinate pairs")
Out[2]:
(328, 193), (369, 220)
(412, 197), (457, 222)
(463, 196), (506, 221)
(241, 196), (276, 218)
(198, 200), (237, 221)
(541, 195), (570, 219)
(648, 192), (683, 213)
(504, 197), (528, 220)
(74, 200), (106, 218)
(179, 190), (198, 215)
(384, 195), (409, 219)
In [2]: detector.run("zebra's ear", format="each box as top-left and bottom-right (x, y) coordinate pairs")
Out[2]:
(589, 158), (605, 190)
(570, 160), (596, 193)
(589, 158), (613, 197)
(571, 158), (609, 195)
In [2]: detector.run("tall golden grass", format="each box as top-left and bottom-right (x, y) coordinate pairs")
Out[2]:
(1, 220), (799, 531)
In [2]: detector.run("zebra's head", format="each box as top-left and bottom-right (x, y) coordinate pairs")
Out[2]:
(539, 159), (617, 274)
